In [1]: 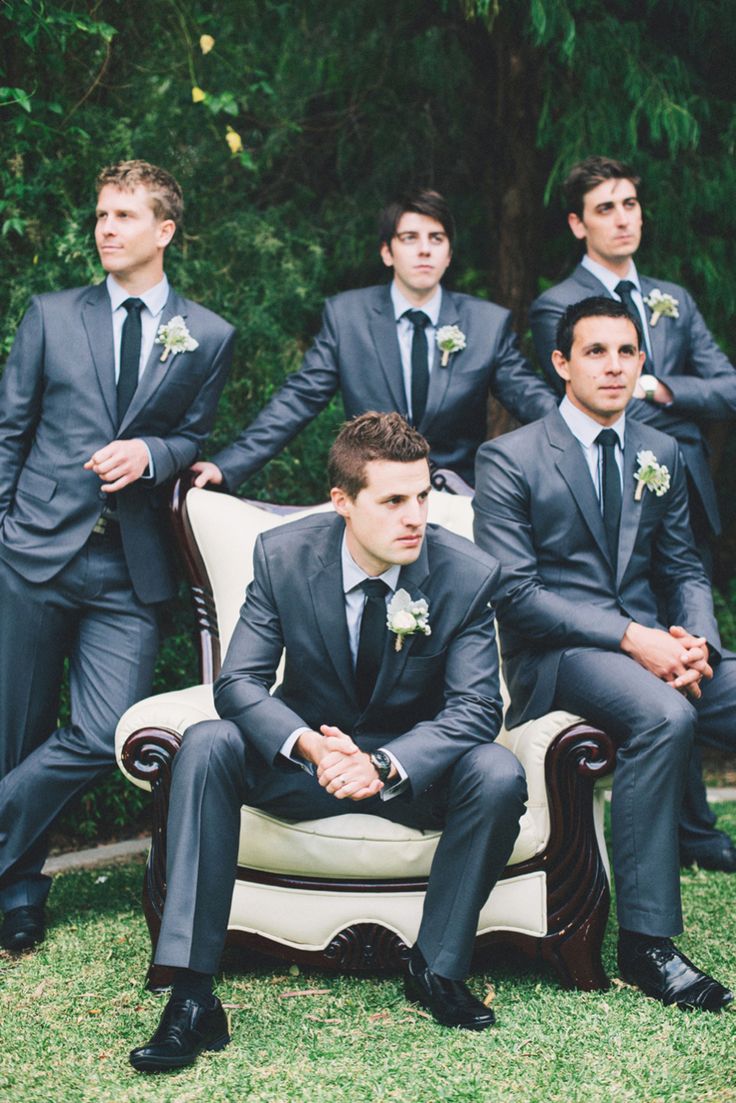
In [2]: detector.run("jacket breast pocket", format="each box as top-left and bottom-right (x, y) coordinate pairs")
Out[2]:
(15, 467), (57, 502)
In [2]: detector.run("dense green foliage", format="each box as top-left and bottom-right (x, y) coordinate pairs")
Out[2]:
(1, 0), (735, 837)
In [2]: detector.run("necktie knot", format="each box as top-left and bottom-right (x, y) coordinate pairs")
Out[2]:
(404, 309), (430, 330)
(360, 578), (390, 601)
(122, 297), (144, 316)
(615, 280), (636, 298)
(596, 428), (619, 450)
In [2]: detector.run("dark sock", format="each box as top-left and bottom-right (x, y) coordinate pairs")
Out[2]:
(171, 967), (215, 1007)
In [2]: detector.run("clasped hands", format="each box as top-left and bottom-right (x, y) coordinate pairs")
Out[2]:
(621, 622), (713, 699)
(84, 439), (150, 492)
(296, 725), (385, 802)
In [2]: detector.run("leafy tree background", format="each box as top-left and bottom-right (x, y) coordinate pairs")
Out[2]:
(1, 0), (735, 838)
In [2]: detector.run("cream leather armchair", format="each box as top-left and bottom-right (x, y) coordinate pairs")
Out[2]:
(115, 475), (615, 990)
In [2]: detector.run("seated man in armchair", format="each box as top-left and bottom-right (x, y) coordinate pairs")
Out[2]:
(130, 411), (527, 1071)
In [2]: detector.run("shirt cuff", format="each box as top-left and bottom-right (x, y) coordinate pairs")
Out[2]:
(141, 442), (155, 480)
(379, 748), (408, 801)
(279, 727), (314, 774)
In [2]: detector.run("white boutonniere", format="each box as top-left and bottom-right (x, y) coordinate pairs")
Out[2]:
(643, 289), (679, 327)
(436, 324), (466, 367)
(155, 316), (199, 362)
(386, 589), (431, 652)
(634, 450), (671, 501)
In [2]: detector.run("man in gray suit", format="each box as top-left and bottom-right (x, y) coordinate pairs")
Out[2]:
(474, 298), (734, 1013)
(192, 188), (558, 492)
(528, 156), (736, 870)
(0, 161), (234, 951)
(130, 412), (527, 1071)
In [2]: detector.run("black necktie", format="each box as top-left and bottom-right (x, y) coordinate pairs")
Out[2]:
(117, 297), (144, 424)
(614, 279), (651, 370)
(404, 309), (430, 427)
(355, 578), (389, 707)
(596, 428), (621, 565)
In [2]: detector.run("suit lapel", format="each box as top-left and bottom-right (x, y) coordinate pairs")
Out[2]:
(368, 286), (410, 415)
(370, 542), (430, 706)
(572, 263), (610, 297)
(307, 518), (356, 695)
(616, 420), (647, 585)
(639, 275), (668, 375)
(420, 287), (457, 434)
(118, 289), (189, 434)
(81, 283), (117, 430)
(547, 411), (613, 567)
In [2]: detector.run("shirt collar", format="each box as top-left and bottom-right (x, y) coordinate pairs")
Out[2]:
(341, 532), (401, 595)
(106, 273), (170, 317)
(390, 280), (442, 326)
(582, 254), (641, 296)
(559, 395), (626, 450)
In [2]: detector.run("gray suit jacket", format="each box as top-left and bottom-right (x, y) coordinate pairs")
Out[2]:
(215, 283), (558, 489)
(0, 283), (235, 603)
(473, 409), (719, 728)
(529, 264), (736, 534)
(214, 513), (503, 797)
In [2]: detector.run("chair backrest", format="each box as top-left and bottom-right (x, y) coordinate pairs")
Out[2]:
(183, 487), (478, 661)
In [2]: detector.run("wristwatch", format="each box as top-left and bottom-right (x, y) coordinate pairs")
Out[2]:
(639, 374), (658, 401)
(370, 750), (393, 783)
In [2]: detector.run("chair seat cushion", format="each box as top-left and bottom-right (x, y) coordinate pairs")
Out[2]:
(237, 800), (540, 880)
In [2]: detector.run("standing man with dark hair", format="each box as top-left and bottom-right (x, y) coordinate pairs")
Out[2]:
(0, 160), (235, 951)
(192, 188), (558, 491)
(529, 156), (736, 871)
(474, 298), (735, 1014)
(130, 412), (527, 1071)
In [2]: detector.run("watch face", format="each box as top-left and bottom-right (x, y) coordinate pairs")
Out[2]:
(640, 374), (657, 390)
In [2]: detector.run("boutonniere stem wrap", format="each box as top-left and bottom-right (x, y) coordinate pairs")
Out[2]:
(436, 325), (466, 367)
(155, 316), (199, 362)
(386, 588), (431, 651)
(634, 450), (670, 501)
(643, 289), (679, 327)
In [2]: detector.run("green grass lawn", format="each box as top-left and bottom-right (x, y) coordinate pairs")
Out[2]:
(2, 806), (736, 1103)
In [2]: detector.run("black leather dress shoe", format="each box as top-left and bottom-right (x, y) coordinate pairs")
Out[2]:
(404, 948), (495, 1030)
(680, 838), (736, 873)
(618, 937), (734, 1012)
(129, 996), (230, 1071)
(1, 905), (45, 952)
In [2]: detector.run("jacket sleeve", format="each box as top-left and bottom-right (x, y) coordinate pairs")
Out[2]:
(213, 300), (342, 490)
(488, 311), (560, 422)
(528, 292), (567, 395)
(214, 536), (310, 763)
(380, 568), (504, 796)
(661, 289), (736, 420)
(0, 298), (44, 523)
(139, 325), (236, 486)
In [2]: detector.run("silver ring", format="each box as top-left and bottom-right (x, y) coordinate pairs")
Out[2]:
(339, 777), (348, 787)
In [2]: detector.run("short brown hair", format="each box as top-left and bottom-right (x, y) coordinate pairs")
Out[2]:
(378, 188), (455, 250)
(328, 412), (430, 500)
(95, 160), (184, 225)
(563, 156), (641, 218)
(556, 296), (642, 359)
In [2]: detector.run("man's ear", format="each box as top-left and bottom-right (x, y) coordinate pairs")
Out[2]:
(379, 240), (394, 269)
(157, 218), (176, 249)
(551, 349), (571, 383)
(567, 212), (587, 242)
(331, 486), (351, 518)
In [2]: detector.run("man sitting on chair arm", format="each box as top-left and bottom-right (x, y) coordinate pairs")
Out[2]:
(473, 297), (734, 1014)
